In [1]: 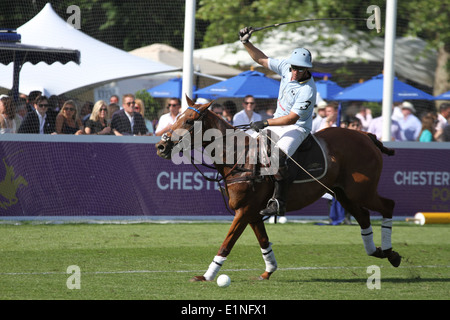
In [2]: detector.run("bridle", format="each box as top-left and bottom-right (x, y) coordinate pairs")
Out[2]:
(161, 106), (267, 219)
(160, 104), (262, 214)
(161, 105), (207, 146)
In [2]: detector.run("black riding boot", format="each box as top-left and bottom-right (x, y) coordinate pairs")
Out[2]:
(259, 165), (289, 216)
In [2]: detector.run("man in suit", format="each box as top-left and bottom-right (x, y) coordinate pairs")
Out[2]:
(111, 93), (148, 136)
(25, 90), (42, 113)
(17, 95), (56, 134)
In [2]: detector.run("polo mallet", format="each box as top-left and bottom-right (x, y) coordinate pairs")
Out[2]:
(251, 13), (381, 33)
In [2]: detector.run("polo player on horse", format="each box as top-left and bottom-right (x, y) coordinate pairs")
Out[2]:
(240, 26), (317, 217)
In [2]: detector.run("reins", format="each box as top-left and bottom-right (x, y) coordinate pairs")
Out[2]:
(168, 104), (336, 219)
(177, 107), (258, 216)
(238, 124), (336, 198)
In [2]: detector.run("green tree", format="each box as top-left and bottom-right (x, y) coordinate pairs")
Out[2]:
(196, 0), (449, 92)
(405, 0), (450, 95)
(0, 0), (204, 51)
(135, 89), (160, 121)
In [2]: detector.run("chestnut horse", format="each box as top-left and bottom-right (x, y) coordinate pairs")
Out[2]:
(156, 97), (401, 282)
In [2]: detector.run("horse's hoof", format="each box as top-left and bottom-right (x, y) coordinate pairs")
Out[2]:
(387, 251), (401, 267)
(189, 276), (207, 282)
(370, 247), (386, 259)
(258, 271), (272, 280)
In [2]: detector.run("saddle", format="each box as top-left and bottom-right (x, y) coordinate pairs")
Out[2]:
(258, 133), (328, 183)
(288, 134), (328, 183)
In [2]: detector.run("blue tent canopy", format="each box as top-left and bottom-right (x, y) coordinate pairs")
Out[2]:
(333, 74), (434, 102)
(434, 90), (450, 100)
(194, 70), (280, 99)
(147, 77), (197, 99)
(315, 79), (343, 100)
(312, 72), (332, 78)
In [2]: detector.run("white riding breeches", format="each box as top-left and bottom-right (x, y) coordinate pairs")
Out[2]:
(263, 125), (310, 157)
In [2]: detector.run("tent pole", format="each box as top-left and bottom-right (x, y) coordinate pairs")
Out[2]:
(381, 0), (397, 142)
(182, 0), (196, 111)
(12, 52), (24, 103)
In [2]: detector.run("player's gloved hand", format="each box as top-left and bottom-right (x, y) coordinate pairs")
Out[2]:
(239, 27), (253, 43)
(250, 120), (269, 132)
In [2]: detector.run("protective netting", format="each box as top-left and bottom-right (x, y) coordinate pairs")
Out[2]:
(0, 1), (448, 219)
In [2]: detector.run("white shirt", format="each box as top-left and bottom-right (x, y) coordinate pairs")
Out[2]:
(232, 109), (261, 127)
(367, 116), (402, 141)
(318, 117), (337, 131)
(355, 112), (373, 131)
(436, 113), (449, 141)
(437, 113), (447, 129)
(311, 114), (325, 133)
(391, 106), (403, 122)
(124, 111), (134, 132)
(35, 109), (47, 134)
(397, 114), (422, 141)
(155, 112), (179, 135)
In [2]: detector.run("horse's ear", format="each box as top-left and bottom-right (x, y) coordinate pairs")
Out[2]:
(199, 100), (214, 111)
(185, 95), (195, 107)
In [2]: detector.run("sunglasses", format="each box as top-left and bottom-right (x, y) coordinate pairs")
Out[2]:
(167, 104), (179, 107)
(126, 101), (136, 106)
(64, 107), (75, 111)
(99, 108), (107, 112)
(244, 102), (255, 105)
(38, 104), (49, 108)
(291, 65), (305, 72)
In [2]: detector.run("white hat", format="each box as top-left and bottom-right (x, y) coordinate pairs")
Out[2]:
(401, 101), (416, 113)
(317, 100), (327, 109)
(195, 97), (210, 105)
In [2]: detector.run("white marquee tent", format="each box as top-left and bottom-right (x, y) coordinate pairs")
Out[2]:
(130, 43), (241, 79)
(0, 3), (178, 96)
(194, 25), (437, 88)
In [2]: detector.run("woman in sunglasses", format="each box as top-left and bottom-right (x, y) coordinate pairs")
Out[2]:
(85, 100), (111, 135)
(55, 100), (84, 135)
(239, 27), (317, 217)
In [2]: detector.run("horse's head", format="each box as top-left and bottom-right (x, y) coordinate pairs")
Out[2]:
(156, 95), (213, 160)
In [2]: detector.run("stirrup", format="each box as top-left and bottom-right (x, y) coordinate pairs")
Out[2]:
(259, 198), (285, 216)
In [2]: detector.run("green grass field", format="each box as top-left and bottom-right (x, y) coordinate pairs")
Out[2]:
(0, 221), (448, 301)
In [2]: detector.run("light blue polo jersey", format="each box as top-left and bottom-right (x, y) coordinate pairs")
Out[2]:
(268, 57), (316, 132)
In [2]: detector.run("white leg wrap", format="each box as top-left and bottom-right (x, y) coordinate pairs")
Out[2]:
(203, 255), (227, 281)
(361, 226), (376, 255)
(261, 243), (277, 273)
(381, 218), (393, 251)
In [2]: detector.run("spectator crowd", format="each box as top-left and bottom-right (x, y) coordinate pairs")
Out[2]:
(0, 91), (154, 136)
(309, 99), (450, 142)
(1, 90), (449, 142)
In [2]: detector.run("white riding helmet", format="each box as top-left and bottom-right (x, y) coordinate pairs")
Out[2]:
(286, 48), (313, 68)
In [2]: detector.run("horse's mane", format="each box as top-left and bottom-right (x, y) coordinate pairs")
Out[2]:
(204, 109), (235, 131)
(202, 109), (259, 171)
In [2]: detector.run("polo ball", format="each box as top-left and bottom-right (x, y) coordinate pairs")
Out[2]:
(217, 274), (231, 288)
(278, 216), (287, 224)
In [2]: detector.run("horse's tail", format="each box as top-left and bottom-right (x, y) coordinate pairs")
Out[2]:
(366, 132), (395, 156)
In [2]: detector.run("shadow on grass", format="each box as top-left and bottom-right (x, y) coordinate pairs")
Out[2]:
(281, 277), (450, 284)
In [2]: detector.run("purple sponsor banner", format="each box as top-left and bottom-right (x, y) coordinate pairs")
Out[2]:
(378, 147), (450, 216)
(0, 138), (448, 218)
(0, 139), (233, 217)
